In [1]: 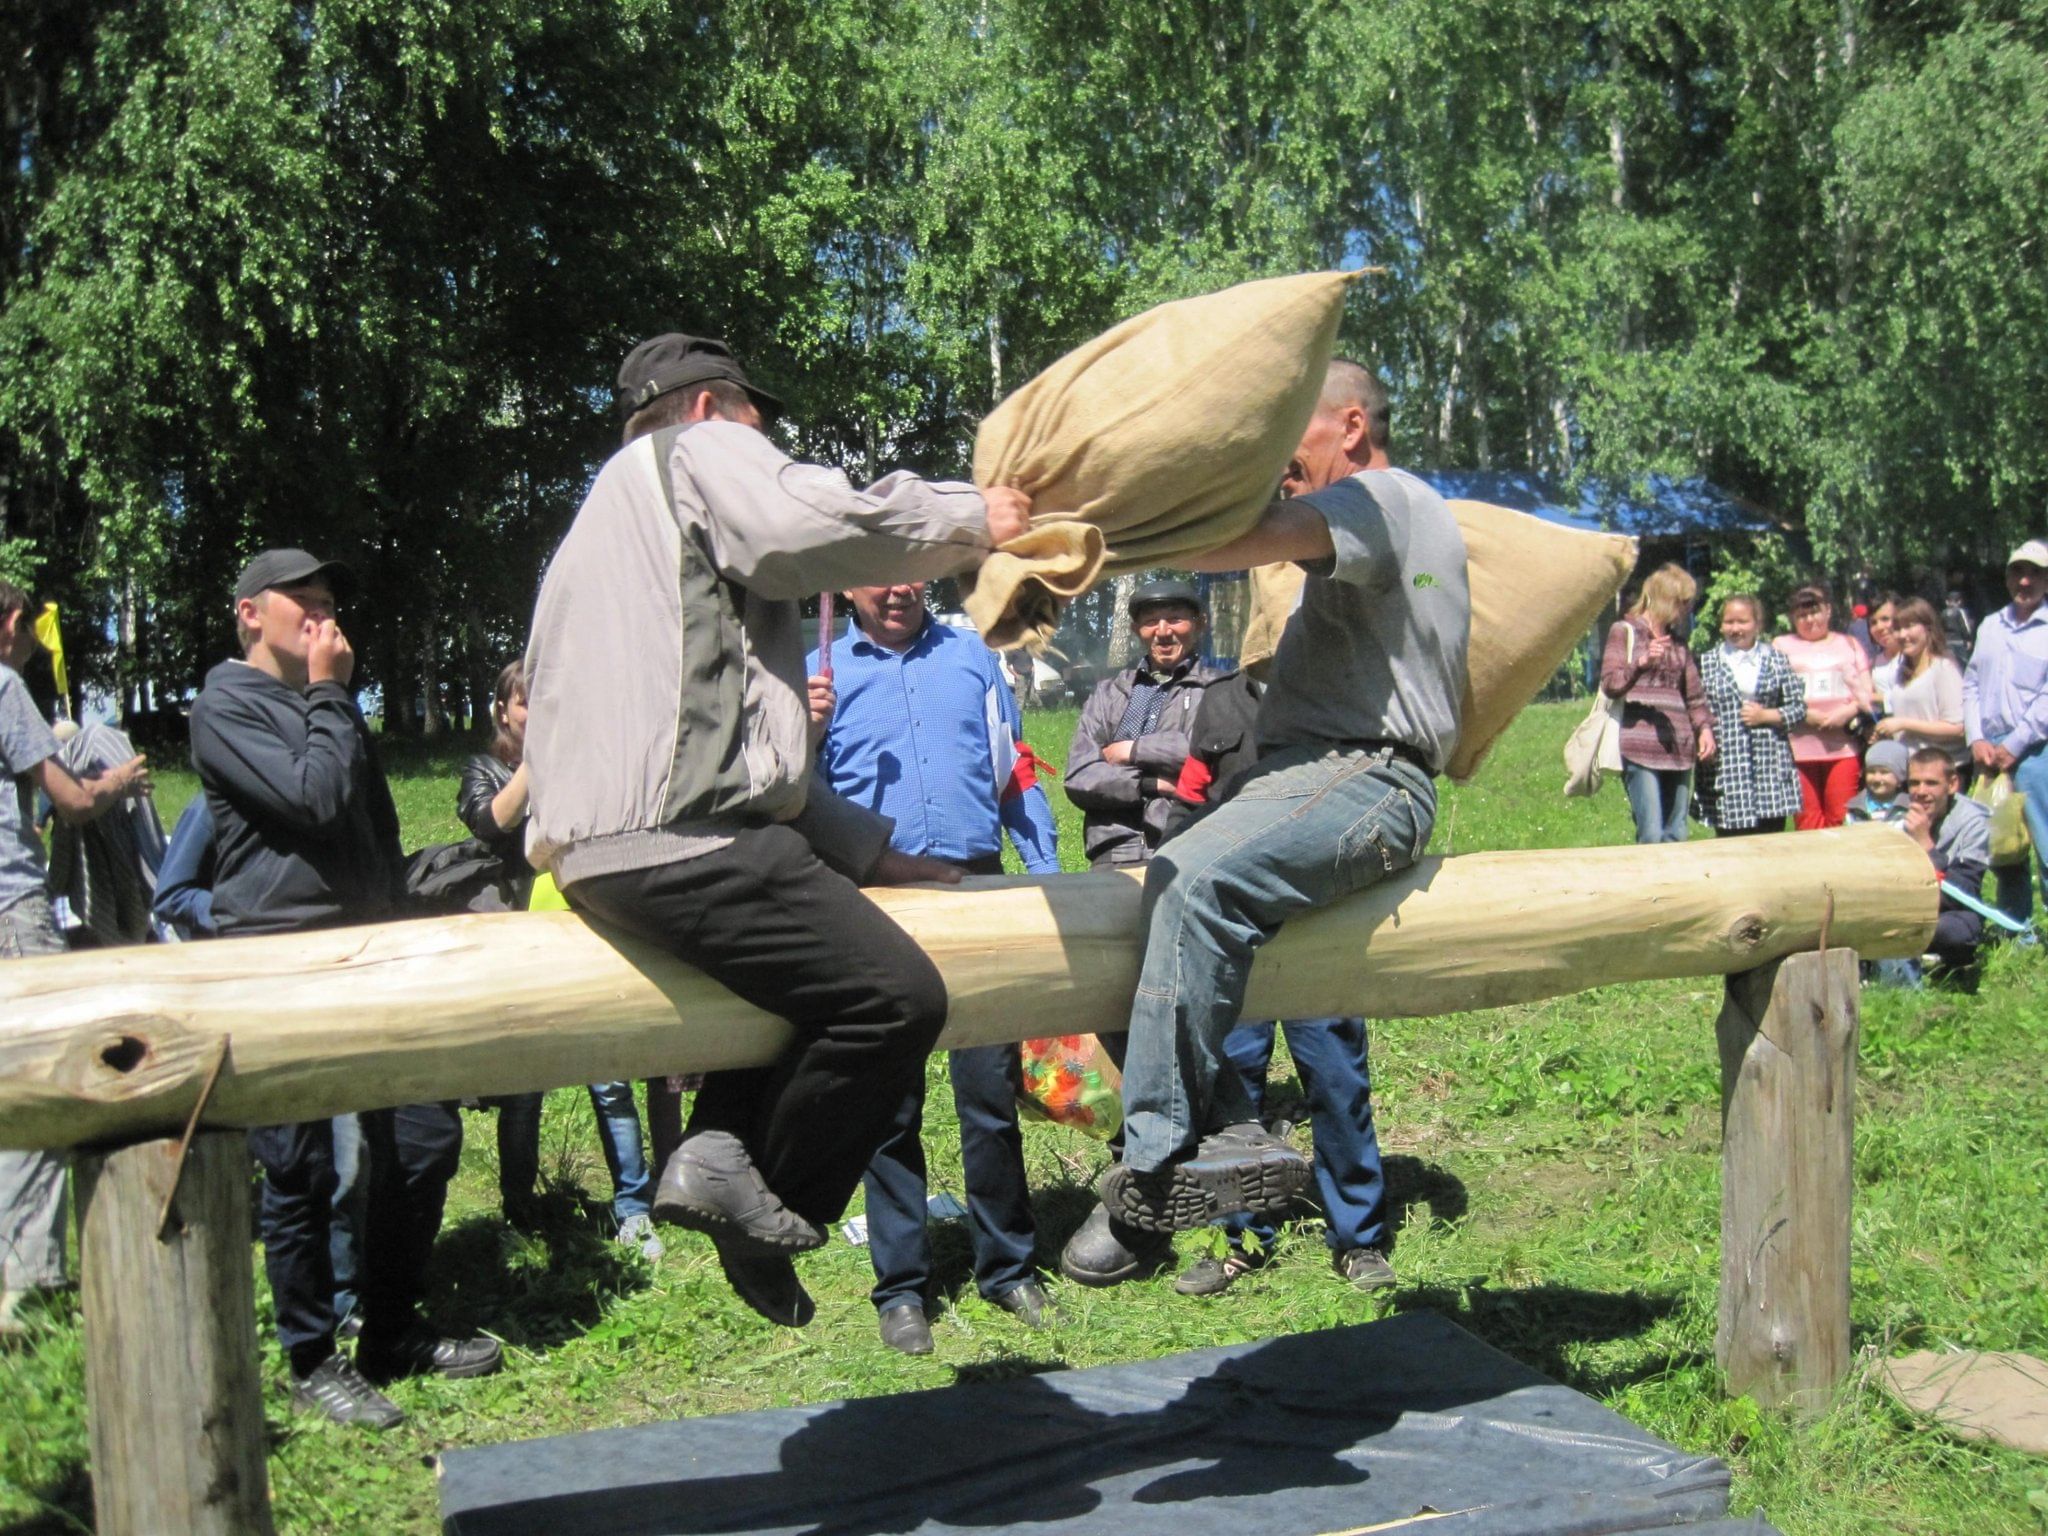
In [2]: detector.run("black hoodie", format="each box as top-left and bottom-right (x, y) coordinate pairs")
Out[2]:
(188, 659), (403, 935)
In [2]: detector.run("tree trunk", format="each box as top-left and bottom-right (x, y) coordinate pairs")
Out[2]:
(0, 828), (1935, 1151)
(1717, 949), (1857, 1414)
(76, 1131), (274, 1534)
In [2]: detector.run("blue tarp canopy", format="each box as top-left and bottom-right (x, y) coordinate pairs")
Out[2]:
(1411, 469), (1770, 539)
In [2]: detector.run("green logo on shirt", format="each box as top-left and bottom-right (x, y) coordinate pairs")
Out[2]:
(1413, 573), (1439, 590)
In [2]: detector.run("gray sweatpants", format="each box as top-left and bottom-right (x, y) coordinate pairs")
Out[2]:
(1, 895), (69, 1290)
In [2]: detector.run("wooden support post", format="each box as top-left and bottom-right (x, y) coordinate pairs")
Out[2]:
(76, 1130), (275, 1535)
(1716, 948), (1858, 1415)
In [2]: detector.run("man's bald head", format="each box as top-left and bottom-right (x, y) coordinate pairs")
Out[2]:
(1319, 358), (1391, 455)
(1283, 357), (1393, 496)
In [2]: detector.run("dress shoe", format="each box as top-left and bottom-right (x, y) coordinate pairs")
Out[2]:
(878, 1301), (933, 1355)
(1059, 1201), (1173, 1287)
(651, 1131), (824, 1255)
(1100, 1123), (1310, 1233)
(990, 1277), (1055, 1328)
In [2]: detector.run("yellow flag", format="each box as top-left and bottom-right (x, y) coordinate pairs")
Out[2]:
(32, 602), (67, 698)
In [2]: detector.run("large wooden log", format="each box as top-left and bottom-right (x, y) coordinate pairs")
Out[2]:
(0, 826), (1932, 1151)
(1717, 949), (1859, 1414)
(76, 1130), (275, 1535)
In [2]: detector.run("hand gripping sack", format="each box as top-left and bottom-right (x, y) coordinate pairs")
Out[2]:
(1239, 501), (1636, 782)
(965, 271), (1357, 649)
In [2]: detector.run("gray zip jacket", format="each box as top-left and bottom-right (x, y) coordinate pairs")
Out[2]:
(1066, 660), (1227, 866)
(525, 421), (994, 887)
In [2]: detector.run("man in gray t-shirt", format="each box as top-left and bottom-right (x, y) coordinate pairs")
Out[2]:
(1100, 360), (1471, 1235)
(0, 583), (150, 1332)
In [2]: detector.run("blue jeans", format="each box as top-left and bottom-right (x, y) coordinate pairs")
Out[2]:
(1990, 746), (2048, 926)
(1220, 1018), (1386, 1255)
(329, 1113), (368, 1327)
(863, 1043), (1037, 1312)
(0, 896), (69, 1291)
(1122, 744), (1435, 1173)
(1622, 762), (1691, 844)
(494, 1085), (653, 1224)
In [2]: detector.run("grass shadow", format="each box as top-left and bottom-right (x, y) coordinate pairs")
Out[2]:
(423, 1197), (649, 1354)
(1389, 1279), (1694, 1395)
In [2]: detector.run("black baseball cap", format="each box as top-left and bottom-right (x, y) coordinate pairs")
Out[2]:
(1127, 578), (1205, 620)
(234, 549), (354, 604)
(616, 334), (786, 423)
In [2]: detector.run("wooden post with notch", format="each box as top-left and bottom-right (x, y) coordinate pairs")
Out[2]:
(75, 1129), (275, 1535)
(1716, 947), (1858, 1415)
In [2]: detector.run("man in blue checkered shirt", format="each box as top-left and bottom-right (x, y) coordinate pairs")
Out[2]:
(809, 582), (1061, 1356)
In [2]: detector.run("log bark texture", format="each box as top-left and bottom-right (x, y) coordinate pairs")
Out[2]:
(1716, 949), (1858, 1414)
(75, 1130), (275, 1535)
(0, 826), (1932, 1151)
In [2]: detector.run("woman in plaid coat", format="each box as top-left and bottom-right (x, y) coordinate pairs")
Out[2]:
(1696, 594), (1807, 835)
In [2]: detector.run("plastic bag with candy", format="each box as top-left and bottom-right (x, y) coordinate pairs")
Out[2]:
(1017, 1034), (1123, 1140)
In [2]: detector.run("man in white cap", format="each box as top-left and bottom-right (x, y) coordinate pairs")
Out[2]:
(1963, 538), (2048, 923)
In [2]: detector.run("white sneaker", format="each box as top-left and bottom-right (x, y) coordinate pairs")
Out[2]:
(0, 1288), (27, 1337)
(618, 1213), (665, 1261)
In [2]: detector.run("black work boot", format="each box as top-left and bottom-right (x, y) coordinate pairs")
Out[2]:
(1058, 1201), (1173, 1286)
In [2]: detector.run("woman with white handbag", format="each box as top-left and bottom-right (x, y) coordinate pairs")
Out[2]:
(1598, 564), (1717, 843)
(1695, 594), (1806, 836)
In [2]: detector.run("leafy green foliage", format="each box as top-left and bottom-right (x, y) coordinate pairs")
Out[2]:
(5, 2), (2042, 714)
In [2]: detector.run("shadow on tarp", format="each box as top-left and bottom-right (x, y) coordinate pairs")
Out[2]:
(441, 1310), (1772, 1536)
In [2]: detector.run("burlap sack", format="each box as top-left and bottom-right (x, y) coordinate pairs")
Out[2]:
(964, 271), (1358, 649)
(1239, 500), (1636, 782)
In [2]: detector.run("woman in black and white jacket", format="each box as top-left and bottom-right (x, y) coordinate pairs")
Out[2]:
(1695, 594), (1807, 836)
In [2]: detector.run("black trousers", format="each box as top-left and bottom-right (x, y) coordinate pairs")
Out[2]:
(566, 824), (949, 1227)
(249, 1102), (462, 1375)
(861, 853), (1036, 1310)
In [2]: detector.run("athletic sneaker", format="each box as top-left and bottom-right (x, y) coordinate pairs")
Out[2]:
(1173, 1251), (1261, 1297)
(291, 1353), (404, 1430)
(355, 1325), (503, 1384)
(1099, 1123), (1310, 1233)
(618, 1212), (665, 1261)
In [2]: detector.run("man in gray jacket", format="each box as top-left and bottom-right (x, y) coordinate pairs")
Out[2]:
(1066, 581), (1226, 869)
(523, 335), (1029, 1326)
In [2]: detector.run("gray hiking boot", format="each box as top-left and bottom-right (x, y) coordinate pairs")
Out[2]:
(651, 1131), (824, 1256)
(1099, 1122), (1310, 1234)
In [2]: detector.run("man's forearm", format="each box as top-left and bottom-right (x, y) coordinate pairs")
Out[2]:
(1182, 500), (1334, 573)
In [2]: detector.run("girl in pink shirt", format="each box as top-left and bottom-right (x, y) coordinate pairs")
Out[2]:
(1773, 584), (1874, 828)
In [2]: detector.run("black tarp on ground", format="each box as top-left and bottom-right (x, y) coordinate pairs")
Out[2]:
(439, 1310), (1780, 1536)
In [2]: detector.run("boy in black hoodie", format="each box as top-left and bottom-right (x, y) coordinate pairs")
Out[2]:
(191, 550), (500, 1429)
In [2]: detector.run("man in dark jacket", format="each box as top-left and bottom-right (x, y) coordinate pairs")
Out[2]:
(192, 550), (500, 1431)
(1065, 581), (1226, 869)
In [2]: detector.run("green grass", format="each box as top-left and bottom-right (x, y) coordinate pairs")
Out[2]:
(5, 702), (2047, 1533)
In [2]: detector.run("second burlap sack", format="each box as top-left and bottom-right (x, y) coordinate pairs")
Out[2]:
(1240, 500), (1637, 782)
(964, 270), (1357, 649)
